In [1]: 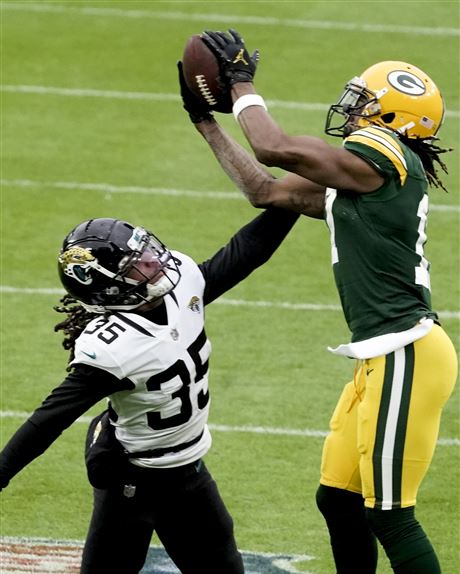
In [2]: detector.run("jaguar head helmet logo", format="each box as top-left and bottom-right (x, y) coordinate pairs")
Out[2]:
(59, 247), (96, 285)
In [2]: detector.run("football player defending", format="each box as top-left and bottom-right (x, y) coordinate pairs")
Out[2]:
(0, 209), (299, 573)
(177, 29), (458, 574)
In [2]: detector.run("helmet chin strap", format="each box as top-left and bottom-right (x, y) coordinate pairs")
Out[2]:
(397, 121), (416, 135)
(145, 274), (176, 299)
(79, 301), (108, 314)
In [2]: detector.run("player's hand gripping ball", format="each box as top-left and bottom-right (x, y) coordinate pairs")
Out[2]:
(181, 35), (232, 113)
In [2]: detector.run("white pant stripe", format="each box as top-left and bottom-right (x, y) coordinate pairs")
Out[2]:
(380, 348), (406, 510)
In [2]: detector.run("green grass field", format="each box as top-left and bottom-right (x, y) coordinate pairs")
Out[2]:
(1, 1), (459, 573)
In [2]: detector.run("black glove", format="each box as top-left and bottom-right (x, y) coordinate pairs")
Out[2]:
(177, 61), (214, 124)
(201, 29), (259, 86)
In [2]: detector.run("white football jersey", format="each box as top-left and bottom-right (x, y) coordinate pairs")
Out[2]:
(72, 252), (212, 468)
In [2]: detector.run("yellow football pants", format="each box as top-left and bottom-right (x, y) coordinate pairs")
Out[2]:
(319, 324), (458, 509)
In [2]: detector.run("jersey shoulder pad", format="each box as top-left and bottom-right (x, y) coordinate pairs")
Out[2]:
(344, 126), (409, 185)
(172, 251), (205, 289)
(71, 316), (124, 378)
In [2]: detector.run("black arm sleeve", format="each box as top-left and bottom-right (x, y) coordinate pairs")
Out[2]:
(199, 207), (299, 305)
(0, 364), (127, 489)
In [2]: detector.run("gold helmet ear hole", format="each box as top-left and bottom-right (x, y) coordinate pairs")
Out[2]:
(381, 112), (395, 124)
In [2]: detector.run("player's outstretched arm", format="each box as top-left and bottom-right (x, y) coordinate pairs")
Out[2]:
(195, 118), (326, 218)
(0, 366), (121, 490)
(178, 36), (325, 218)
(201, 29), (383, 193)
(199, 207), (300, 305)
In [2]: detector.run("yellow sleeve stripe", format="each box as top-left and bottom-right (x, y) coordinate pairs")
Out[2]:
(346, 128), (408, 185)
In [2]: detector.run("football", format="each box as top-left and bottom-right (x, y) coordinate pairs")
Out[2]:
(182, 35), (232, 112)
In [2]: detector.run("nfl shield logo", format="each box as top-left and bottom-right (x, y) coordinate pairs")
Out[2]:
(123, 484), (136, 498)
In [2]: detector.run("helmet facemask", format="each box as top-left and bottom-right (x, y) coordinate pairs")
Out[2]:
(99, 227), (181, 312)
(325, 77), (380, 138)
(58, 221), (181, 313)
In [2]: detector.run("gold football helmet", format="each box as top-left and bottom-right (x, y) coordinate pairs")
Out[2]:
(325, 60), (444, 139)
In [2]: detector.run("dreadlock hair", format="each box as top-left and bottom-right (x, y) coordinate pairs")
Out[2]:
(54, 294), (102, 369)
(399, 134), (452, 192)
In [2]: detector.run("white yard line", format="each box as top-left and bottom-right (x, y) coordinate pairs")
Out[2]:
(1, 285), (458, 319)
(1, 84), (459, 118)
(1, 178), (243, 201)
(0, 410), (458, 446)
(2, 2), (459, 37)
(1, 178), (459, 214)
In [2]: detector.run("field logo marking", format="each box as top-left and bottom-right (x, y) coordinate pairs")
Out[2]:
(0, 537), (316, 574)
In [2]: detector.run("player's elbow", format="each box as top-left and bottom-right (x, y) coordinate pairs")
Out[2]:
(253, 144), (283, 168)
(241, 188), (273, 209)
(252, 134), (295, 169)
(248, 196), (270, 209)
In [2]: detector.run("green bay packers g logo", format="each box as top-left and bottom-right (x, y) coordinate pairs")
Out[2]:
(59, 247), (96, 284)
(387, 70), (426, 95)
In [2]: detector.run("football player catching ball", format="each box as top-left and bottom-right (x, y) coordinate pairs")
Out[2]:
(179, 28), (458, 574)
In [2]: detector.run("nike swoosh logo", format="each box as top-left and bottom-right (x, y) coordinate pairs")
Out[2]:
(82, 351), (97, 360)
(366, 368), (374, 376)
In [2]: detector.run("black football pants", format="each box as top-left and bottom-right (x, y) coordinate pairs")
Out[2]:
(80, 460), (244, 574)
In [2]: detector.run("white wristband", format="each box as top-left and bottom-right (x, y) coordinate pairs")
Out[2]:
(232, 94), (267, 121)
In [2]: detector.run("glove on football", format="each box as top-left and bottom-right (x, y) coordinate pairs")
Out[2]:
(177, 61), (214, 124)
(201, 29), (259, 86)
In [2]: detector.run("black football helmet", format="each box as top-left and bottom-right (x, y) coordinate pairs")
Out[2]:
(58, 218), (181, 312)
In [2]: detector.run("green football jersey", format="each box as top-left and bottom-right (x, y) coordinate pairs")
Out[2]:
(325, 126), (438, 342)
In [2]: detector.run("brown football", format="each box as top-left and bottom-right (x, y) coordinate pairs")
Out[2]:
(182, 35), (232, 112)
